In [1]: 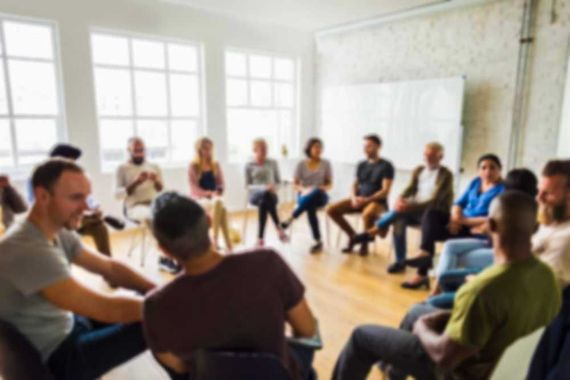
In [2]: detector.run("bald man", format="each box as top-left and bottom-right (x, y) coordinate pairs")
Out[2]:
(333, 191), (561, 380)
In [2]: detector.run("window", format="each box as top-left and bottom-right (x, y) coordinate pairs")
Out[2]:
(0, 17), (65, 171)
(91, 31), (204, 169)
(225, 49), (298, 162)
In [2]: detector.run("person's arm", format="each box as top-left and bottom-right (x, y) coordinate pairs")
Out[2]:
(461, 217), (488, 228)
(73, 247), (156, 294)
(41, 277), (143, 323)
(287, 298), (317, 338)
(413, 312), (479, 370)
(152, 166), (164, 192)
(400, 166), (421, 199)
(188, 163), (211, 198)
(318, 161), (333, 192)
(154, 352), (188, 374)
(366, 178), (393, 203)
(406, 168), (453, 213)
(293, 162), (305, 193)
(215, 163), (225, 194)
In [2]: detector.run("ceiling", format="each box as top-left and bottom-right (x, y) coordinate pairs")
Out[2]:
(162, 0), (445, 31)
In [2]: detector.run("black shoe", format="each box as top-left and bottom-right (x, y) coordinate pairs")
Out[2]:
(280, 220), (291, 230)
(387, 261), (406, 274)
(404, 255), (432, 269)
(309, 242), (323, 254)
(159, 257), (182, 274)
(401, 277), (430, 290)
(341, 237), (355, 254)
(103, 215), (126, 230)
(352, 232), (374, 245)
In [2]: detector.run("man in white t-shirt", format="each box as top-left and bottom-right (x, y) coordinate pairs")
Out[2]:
(352, 142), (454, 273)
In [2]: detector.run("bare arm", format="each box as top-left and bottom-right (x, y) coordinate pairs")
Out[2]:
(154, 352), (188, 374)
(413, 312), (479, 370)
(461, 216), (488, 228)
(74, 247), (157, 294)
(366, 178), (393, 203)
(41, 277), (143, 323)
(287, 298), (317, 338)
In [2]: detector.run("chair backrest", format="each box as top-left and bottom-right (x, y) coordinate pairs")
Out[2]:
(490, 327), (545, 380)
(0, 319), (53, 380)
(191, 349), (291, 380)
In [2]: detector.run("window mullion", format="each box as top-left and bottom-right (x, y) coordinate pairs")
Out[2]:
(127, 38), (138, 138)
(0, 21), (18, 168)
(163, 42), (174, 163)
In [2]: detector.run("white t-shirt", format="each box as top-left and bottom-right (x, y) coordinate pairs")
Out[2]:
(115, 161), (163, 209)
(414, 167), (440, 203)
(532, 219), (570, 286)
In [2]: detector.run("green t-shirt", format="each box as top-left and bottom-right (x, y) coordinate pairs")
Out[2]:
(444, 256), (561, 379)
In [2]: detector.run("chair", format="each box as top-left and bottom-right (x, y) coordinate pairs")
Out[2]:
(490, 327), (545, 380)
(190, 350), (290, 380)
(123, 203), (153, 267)
(0, 320), (53, 380)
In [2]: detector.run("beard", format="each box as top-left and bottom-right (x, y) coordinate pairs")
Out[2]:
(131, 156), (145, 165)
(538, 201), (568, 225)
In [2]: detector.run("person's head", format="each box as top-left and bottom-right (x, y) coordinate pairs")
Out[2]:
(488, 191), (538, 255)
(49, 144), (82, 161)
(195, 137), (214, 162)
(31, 158), (90, 230)
(252, 138), (268, 161)
(304, 137), (323, 160)
(424, 142), (444, 169)
(128, 137), (146, 165)
(477, 153), (502, 183)
(363, 134), (381, 159)
(537, 160), (570, 224)
(504, 168), (538, 198)
(151, 192), (211, 262)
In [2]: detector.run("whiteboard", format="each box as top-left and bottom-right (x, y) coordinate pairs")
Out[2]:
(320, 76), (465, 173)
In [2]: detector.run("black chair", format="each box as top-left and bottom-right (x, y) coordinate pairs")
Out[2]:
(191, 349), (291, 380)
(0, 319), (53, 380)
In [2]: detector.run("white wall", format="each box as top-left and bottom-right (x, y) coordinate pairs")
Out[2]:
(0, 0), (315, 214)
(315, 0), (570, 199)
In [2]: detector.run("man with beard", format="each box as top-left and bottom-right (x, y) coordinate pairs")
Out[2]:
(0, 159), (156, 380)
(528, 159), (570, 379)
(115, 137), (176, 273)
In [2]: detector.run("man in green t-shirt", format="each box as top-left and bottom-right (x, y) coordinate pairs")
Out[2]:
(333, 191), (561, 380)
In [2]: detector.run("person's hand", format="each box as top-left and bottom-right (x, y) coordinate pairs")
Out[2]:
(0, 175), (9, 188)
(448, 216), (463, 235)
(136, 171), (149, 183)
(413, 311), (452, 335)
(395, 198), (409, 212)
(148, 172), (157, 182)
(465, 274), (476, 283)
(470, 224), (488, 235)
(302, 187), (315, 196)
(352, 196), (365, 208)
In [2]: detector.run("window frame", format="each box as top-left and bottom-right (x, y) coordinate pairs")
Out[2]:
(90, 28), (206, 173)
(224, 47), (300, 163)
(0, 13), (67, 177)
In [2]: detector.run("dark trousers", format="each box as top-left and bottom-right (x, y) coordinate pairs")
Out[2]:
(418, 209), (474, 276)
(250, 190), (280, 239)
(528, 286), (570, 379)
(332, 303), (438, 380)
(292, 189), (329, 241)
(78, 214), (112, 256)
(47, 316), (147, 380)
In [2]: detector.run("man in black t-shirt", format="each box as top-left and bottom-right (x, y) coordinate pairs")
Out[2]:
(143, 192), (318, 380)
(327, 134), (394, 256)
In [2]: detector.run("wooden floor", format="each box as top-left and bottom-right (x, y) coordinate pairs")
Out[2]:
(78, 211), (428, 380)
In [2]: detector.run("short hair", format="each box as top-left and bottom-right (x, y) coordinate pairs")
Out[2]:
(49, 144), (82, 160)
(489, 190), (538, 240)
(363, 134), (382, 146)
(31, 158), (84, 192)
(542, 160), (570, 188)
(477, 153), (502, 169)
(304, 137), (323, 158)
(151, 192), (211, 261)
(252, 137), (267, 150)
(504, 168), (538, 198)
(425, 141), (444, 153)
(127, 136), (144, 148)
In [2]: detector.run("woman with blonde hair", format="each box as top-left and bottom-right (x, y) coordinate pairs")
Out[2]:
(245, 138), (288, 246)
(188, 137), (232, 251)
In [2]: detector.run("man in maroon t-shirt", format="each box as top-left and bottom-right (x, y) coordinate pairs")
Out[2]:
(143, 192), (317, 379)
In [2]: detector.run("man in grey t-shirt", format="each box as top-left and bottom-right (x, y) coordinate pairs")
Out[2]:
(0, 158), (156, 380)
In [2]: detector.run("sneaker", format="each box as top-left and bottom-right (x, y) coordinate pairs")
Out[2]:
(387, 261), (406, 274)
(309, 241), (323, 254)
(159, 257), (181, 274)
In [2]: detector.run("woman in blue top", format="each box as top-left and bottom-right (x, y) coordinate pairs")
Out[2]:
(402, 153), (505, 290)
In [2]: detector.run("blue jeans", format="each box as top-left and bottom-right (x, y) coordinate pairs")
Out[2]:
(47, 316), (147, 380)
(434, 238), (493, 278)
(376, 210), (422, 263)
(293, 189), (329, 241)
(428, 268), (482, 309)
